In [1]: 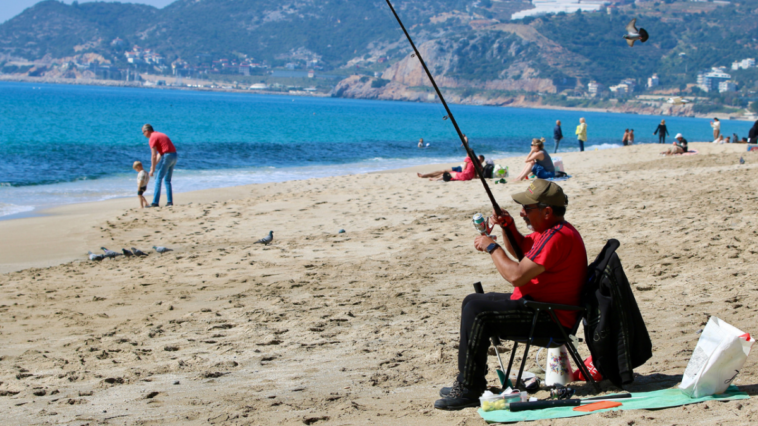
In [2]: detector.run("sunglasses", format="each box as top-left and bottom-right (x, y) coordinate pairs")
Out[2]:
(522, 203), (547, 212)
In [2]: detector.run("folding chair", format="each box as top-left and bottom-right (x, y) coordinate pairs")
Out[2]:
(474, 240), (621, 395)
(474, 281), (600, 394)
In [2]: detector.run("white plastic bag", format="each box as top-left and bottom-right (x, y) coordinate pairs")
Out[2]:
(679, 316), (754, 398)
(552, 157), (565, 172)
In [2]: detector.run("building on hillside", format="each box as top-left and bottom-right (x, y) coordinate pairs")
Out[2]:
(731, 58), (755, 70)
(647, 74), (659, 88)
(587, 81), (605, 97)
(718, 81), (737, 93)
(308, 69), (315, 78)
(512, 0), (609, 20)
(698, 67), (732, 92)
(620, 78), (636, 93)
(111, 38), (126, 47)
(609, 83), (629, 97)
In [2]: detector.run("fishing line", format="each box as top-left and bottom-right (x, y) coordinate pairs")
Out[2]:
(383, 0), (524, 260)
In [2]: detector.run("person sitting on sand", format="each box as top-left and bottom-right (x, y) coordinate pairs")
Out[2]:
(417, 155), (478, 181)
(434, 180), (586, 410)
(515, 138), (555, 181)
(662, 133), (688, 155)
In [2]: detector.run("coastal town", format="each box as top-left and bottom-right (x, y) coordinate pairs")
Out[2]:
(1, 0), (756, 119)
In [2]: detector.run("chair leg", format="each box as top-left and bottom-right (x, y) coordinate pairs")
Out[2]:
(547, 309), (601, 394)
(516, 308), (541, 388)
(504, 341), (518, 385)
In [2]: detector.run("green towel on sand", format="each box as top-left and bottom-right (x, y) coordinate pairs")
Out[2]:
(478, 385), (748, 423)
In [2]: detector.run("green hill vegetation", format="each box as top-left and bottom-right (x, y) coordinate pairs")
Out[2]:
(1, 0), (757, 105)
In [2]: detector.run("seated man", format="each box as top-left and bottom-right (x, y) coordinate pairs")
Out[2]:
(661, 133), (688, 155)
(435, 179), (587, 410)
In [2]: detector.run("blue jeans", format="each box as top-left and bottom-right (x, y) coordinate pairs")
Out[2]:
(554, 138), (561, 153)
(531, 163), (555, 179)
(152, 152), (177, 206)
(578, 139), (585, 152)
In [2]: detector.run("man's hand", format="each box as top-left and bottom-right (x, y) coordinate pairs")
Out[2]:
(474, 235), (496, 252)
(490, 210), (514, 228)
(149, 170), (155, 177)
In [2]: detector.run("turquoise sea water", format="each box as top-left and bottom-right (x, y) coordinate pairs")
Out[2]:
(0, 81), (750, 218)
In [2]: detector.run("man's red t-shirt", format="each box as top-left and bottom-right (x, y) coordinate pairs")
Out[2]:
(149, 132), (177, 155)
(511, 221), (587, 328)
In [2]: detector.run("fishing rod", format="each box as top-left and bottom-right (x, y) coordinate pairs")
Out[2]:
(384, 0), (524, 260)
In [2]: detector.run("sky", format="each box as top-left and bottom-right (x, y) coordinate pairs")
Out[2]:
(0, 0), (175, 24)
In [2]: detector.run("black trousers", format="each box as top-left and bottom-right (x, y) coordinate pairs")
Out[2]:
(456, 292), (568, 391)
(658, 134), (666, 144)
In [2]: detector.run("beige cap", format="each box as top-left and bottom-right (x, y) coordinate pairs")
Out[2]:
(512, 179), (567, 207)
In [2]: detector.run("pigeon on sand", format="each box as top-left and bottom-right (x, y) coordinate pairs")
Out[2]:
(131, 247), (148, 256)
(122, 248), (134, 257)
(101, 247), (122, 258)
(88, 251), (105, 261)
(153, 246), (173, 254)
(623, 18), (649, 47)
(254, 230), (274, 245)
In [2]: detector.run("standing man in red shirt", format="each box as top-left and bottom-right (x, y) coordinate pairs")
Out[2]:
(142, 124), (178, 207)
(435, 179), (587, 410)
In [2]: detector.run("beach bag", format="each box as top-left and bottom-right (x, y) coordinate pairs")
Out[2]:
(493, 165), (508, 178)
(483, 164), (494, 179)
(679, 317), (754, 398)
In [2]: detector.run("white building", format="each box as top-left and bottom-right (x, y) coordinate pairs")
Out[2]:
(731, 58), (755, 70)
(697, 67), (732, 92)
(587, 81), (604, 97)
(647, 74), (659, 88)
(609, 84), (629, 97)
(718, 81), (737, 93)
(512, 0), (608, 20)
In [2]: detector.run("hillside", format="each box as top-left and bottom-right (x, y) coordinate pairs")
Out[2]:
(1, 0), (758, 116)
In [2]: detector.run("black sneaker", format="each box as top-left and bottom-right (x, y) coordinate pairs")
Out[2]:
(434, 380), (482, 410)
(166, 202), (173, 207)
(150, 203), (159, 207)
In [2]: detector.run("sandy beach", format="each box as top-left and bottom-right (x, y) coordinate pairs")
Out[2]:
(2, 142), (758, 425)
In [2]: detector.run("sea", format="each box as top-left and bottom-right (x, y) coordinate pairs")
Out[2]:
(0, 81), (750, 219)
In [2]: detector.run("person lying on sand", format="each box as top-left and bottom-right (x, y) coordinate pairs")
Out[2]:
(419, 156), (477, 181)
(515, 138), (556, 181)
(435, 180), (585, 410)
(661, 133), (688, 155)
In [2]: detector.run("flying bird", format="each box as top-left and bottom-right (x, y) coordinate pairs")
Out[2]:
(623, 18), (649, 47)
(153, 246), (173, 254)
(88, 251), (105, 261)
(101, 247), (122, 258)
(254, 230), (274, 245)
(122, 248), (134, 257)
(131, 247), (148, 256)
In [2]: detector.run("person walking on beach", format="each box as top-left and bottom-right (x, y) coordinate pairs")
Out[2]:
(142, 124), (178, 207)
(575, 118), (587, 152)
(711, 118), (721, 140)
(553, 120), (563, 153)
(622, 129), (630, 146)
(133, 161), (150, 208)
(654, 120), (669, 144)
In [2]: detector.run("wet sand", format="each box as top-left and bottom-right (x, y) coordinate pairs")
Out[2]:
(1, 143), (757, 425)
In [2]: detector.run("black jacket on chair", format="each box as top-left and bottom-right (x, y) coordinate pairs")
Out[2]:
(582, 239), (653, 388)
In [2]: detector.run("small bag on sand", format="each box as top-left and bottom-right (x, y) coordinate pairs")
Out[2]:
(679, 316), (754, 398)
